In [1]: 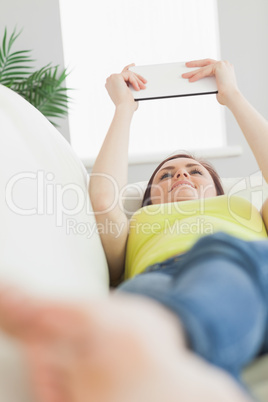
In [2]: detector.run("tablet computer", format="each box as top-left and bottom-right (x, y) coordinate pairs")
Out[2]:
(129, 62), (218, 101)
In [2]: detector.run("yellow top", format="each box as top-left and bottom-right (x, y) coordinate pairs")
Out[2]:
(125, 195), (267, 279)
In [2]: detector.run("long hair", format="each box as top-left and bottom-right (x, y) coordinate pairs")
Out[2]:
(142, 153), (224, 207)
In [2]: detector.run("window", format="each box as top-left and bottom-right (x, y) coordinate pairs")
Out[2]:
(59, 0), (225, 166)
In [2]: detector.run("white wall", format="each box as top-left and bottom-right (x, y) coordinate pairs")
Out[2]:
(0, 0), (70, 140)
(1, 0), (268, 181)
(216, 0), (268, 178)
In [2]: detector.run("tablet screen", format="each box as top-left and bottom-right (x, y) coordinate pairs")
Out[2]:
(129, 62), (218, 101)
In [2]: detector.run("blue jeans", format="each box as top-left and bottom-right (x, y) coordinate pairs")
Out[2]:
(118, 232), (268, 381)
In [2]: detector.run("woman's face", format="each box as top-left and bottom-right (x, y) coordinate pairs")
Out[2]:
(150, 157), (217, 204)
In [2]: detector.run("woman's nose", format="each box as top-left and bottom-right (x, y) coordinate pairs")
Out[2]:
(176, 169), (189, 178)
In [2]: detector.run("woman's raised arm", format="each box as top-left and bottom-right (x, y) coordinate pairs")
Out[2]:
(182, 59), (268, 182)
(89, 66), (146, 285)
(183, 59), (268, 226)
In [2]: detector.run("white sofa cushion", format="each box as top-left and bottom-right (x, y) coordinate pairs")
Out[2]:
(0, 84), (109, 300)
(0, 84), (109, 402)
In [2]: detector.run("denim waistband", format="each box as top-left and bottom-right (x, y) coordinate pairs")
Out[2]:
(145, 253), (185, 273)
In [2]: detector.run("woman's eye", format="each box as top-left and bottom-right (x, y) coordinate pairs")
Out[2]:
(190, 169), (202, 175)
(160, 172), (172, 180)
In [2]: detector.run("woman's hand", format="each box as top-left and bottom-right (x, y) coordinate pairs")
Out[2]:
(182, 59), (240, 107)
(105, 64), (147, 112)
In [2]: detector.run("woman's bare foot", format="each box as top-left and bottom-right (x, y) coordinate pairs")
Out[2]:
(0, 288), (252, 402)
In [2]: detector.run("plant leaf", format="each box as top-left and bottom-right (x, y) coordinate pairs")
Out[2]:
(0, 27), (72, 125)
(2, 28), (7, 58)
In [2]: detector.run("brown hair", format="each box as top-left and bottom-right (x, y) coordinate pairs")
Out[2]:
(142, 153), (224, 207)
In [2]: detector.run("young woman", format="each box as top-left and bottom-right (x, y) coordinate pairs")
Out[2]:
(90, 57), (268, 385)
(0, 59), (267, 402)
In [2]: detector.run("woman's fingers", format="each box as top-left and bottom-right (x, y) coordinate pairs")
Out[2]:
(182, 57), (223, 82)
(185, 58), (217, 68)
(182, 59), (217, 82)
(122, 71), (146, 91)
(131, 73), (147, 89)
(135, 73), (147, 84)
(122, 63), (136, 73)
(135, 74), (147, 88)
(121, 72), (139, 90)
(182, 65), (215, 82)
(182, 59), (239, 106)
(121, 64), (147, 89)
(105, 64), (145, 110)
(121, 63), (148, 81)
(181, 69), (200, 79)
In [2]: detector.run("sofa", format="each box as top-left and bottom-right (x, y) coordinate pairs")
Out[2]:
(0, 83), (267, 401)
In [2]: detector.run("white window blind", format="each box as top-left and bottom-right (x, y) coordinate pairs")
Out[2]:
(59, 0), (225, 166)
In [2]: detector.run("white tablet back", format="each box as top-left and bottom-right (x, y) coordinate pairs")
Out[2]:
(129, 62), (218, 100)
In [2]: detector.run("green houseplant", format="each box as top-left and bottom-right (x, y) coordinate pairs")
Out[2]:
(0, 27), (70, 126)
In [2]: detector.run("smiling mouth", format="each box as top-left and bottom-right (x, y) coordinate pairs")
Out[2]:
(170, 181), (196, 192)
